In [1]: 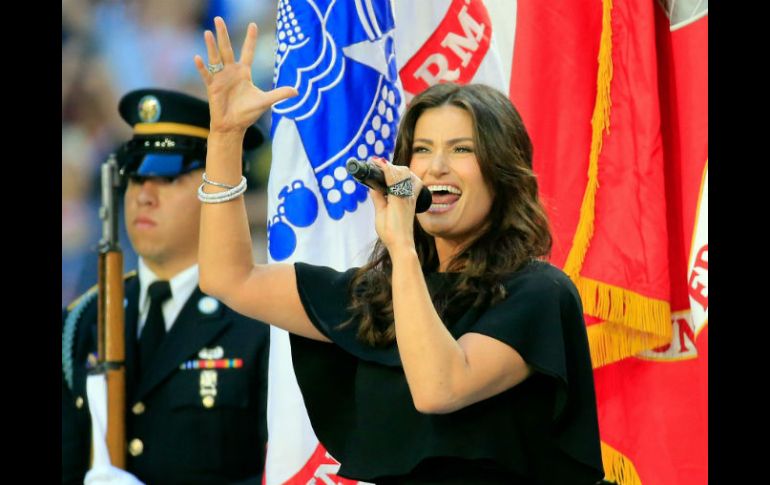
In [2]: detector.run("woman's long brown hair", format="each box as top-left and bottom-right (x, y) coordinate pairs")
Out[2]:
(345, 83), (552, 347)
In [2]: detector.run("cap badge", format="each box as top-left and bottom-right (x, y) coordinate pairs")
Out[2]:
(137, 95), (161, 123)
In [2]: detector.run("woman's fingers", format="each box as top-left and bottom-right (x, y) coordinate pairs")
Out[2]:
(373, 157), (408, 186)
(369, 186), (387, 212)
(193, 55), (212, 84)
(196, 18), (297, 126)
(367, 158), (389, 212)
(371, 157), (421, 205)
(239, 23), (258, 67)
(204, 30), (221, 67)
(214, 17), (236, 64)
(264, 86), (300, 107)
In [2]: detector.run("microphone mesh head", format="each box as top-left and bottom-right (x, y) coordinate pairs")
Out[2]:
(346, 158), (365, 177)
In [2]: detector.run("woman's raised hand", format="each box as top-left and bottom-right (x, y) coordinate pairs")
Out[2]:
(194, 17), (297, 135)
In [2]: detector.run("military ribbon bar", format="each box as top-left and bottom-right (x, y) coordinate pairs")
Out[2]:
(180, 358), (243, 370)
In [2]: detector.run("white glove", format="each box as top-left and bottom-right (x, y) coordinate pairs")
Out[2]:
(84, 464), (145, 485)
(85, 374), (145, 484)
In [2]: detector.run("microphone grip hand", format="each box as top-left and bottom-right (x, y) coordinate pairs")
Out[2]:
(346, 158), (432, 213)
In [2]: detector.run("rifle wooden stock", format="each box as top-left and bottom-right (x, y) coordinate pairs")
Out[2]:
(96, 154), (126, 468)
(97, 250), (126, 468)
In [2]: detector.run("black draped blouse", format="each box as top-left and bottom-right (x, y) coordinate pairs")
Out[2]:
(289, 260), (604, 485)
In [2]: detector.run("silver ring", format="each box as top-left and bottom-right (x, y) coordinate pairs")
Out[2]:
(387, 177), (414, 198)
(207, 62), (224, 74)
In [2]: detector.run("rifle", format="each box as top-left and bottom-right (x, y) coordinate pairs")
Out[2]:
(96, 153), (126, 467)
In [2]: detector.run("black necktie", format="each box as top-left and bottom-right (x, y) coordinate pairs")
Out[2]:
(138, 281), (172, 374)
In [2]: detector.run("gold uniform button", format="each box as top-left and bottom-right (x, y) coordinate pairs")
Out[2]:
(132, 402), (145, 415)
(75, 396), (84, 409)
(129, 439), (144, 457)
(202, 395), (215, 408)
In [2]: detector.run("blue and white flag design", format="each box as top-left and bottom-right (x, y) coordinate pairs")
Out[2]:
(265, 1), (402, 483)
(267, 0), (402, 265)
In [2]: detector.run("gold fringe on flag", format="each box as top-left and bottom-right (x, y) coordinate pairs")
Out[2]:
(560, 0), (671, 365)
(587, 320), (670, 369)
(562, 0), (613, 279)
(601, 441), (642, 485)
(579, 277), (671, 367)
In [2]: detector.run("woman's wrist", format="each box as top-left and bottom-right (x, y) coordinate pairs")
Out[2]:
(203, 131), (246, 187)
(388, 244), (419, 267)
(207, 129), (247, 145)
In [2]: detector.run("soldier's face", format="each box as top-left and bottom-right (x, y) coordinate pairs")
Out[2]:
(124, 169), (202, 272)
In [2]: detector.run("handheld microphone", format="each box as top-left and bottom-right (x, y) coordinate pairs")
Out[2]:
(346, 158), (433, 213)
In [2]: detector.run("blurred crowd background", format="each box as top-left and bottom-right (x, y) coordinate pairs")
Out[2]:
(62, 0), (279, 306)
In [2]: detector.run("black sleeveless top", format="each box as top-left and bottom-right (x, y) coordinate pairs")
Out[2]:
(289, 260), (604, 485)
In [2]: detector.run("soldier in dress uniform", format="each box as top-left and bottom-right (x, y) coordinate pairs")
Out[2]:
(62, 88), (270, 485)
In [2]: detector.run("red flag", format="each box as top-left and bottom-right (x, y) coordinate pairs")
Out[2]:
(510, 1), (707, 483)
(512, 0), (673, 366)
(592, 3), (708, 484)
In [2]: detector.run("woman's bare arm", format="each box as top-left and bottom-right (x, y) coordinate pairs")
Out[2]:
(194, 18), (327, 342)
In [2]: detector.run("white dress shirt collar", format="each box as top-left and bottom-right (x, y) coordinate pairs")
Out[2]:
(137, 259), (199, 335)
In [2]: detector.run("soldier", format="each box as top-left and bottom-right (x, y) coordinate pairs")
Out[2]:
(62, 88), (270, 485)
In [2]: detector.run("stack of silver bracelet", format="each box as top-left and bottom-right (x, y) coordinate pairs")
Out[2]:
(197, 172), (248, 203)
